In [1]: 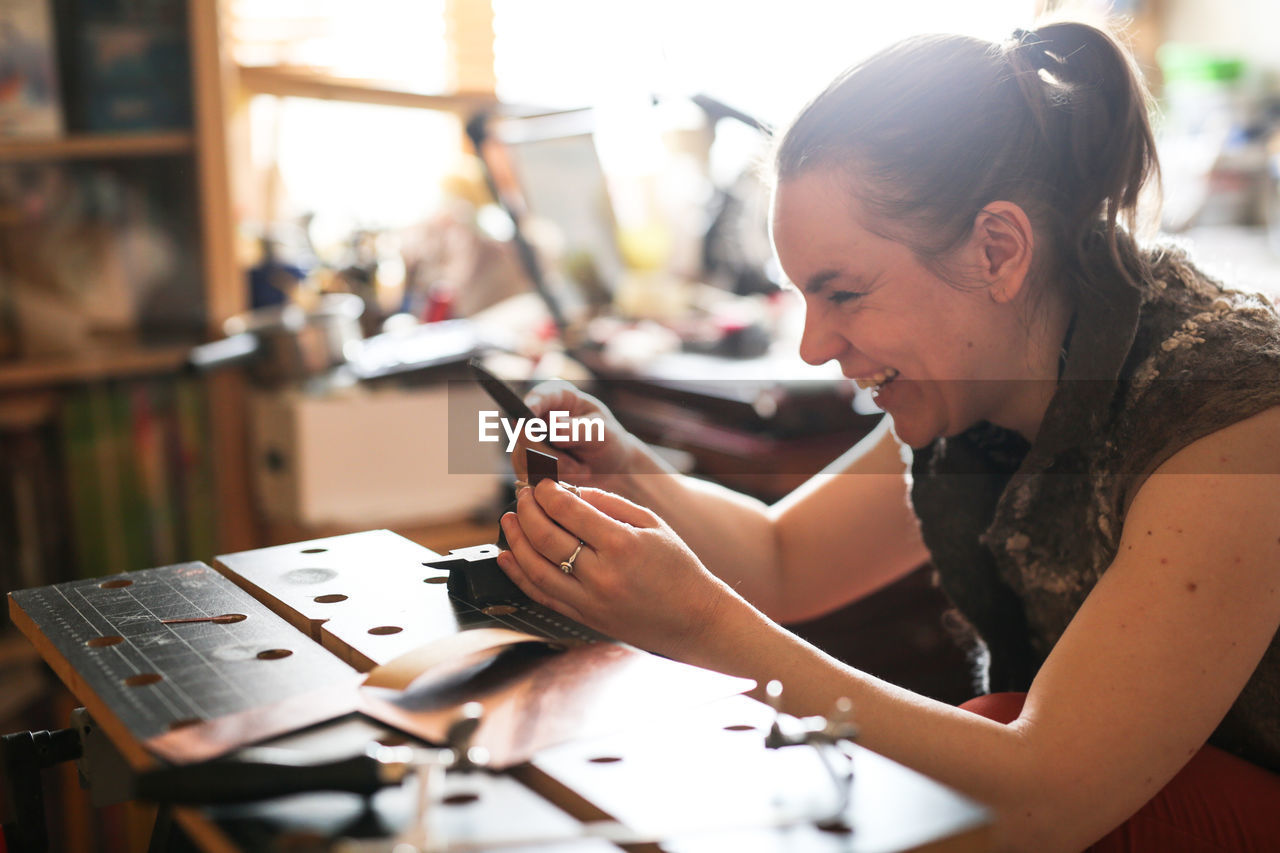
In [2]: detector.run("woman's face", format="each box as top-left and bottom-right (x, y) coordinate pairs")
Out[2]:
(771, 170), (1031, 448)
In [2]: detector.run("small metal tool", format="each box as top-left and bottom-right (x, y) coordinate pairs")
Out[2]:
(159, 614), (246, 625)
(525, 448), (558, 488)
(468, 358), (539, 424)
(763, 679), (859, 749)
(762, 680), (858, 832)
(443, 702), (488, 771)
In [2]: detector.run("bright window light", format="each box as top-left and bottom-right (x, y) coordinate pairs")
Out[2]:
(494, 0), (1036, 121)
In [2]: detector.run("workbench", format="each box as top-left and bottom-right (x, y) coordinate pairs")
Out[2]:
(5, 529), (992, 852)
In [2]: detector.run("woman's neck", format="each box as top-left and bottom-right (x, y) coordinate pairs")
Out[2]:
(988, 291), (1075, 443)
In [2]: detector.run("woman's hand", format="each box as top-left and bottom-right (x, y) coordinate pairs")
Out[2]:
(495, 479), (729, 660)
(512, 381), (637, 490)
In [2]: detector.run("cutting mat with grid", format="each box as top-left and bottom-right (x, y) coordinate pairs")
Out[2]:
(7, 562), (361, 765)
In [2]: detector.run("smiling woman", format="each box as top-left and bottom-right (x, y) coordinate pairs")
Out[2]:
(771, 178), (1056, 447)
(495, 17), (1280, 853)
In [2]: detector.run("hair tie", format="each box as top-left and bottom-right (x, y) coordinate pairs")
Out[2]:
(1011, 27), (1054, 70)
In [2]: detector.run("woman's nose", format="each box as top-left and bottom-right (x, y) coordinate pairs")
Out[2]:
(798, 305), (846, 366)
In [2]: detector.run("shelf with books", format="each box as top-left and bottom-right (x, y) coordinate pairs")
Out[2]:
(0, 345), (189, 390)
(237, 65), (497, 114)
(0, 0), (258, 579)
(0, 371), (220, 628)
(0, 131), (195, 162)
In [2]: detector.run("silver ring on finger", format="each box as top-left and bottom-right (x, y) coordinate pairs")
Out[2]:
(560, 540), (584, 575)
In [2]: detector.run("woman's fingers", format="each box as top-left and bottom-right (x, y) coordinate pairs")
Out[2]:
(514, 487), (585, 567)
(531, 480), (657, 534)
(575, 487), (656, 528)
(525, 379), (593, 417)
(498, 514), (588, 621)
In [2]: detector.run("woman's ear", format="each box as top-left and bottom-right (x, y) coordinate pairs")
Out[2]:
(971, 201), (1034, 304)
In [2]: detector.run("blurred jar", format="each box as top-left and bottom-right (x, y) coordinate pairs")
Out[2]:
(1158, 45), (1267, 230)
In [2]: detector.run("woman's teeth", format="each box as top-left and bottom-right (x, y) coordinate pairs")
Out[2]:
(855, 367), (900, 390)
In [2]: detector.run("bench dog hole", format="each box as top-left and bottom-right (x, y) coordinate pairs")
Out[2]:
(125, 673), (163, 687)
(314, 594), (348, 603)
(442, 793), (480, 806)
(87, 636), (124, 648)
(257, 649), (293, 660)
(368, 626), (403, 636)
(100, 579), (132, 589)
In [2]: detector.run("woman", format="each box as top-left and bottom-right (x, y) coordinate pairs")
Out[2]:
(495, 21), (1280, 852)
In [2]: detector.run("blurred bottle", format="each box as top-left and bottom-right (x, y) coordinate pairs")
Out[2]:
(1265, 128), (1280, 256)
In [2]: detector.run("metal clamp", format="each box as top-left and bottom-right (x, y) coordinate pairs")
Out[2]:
(1, 725), (84, 853)
(762, 680), (858, 832)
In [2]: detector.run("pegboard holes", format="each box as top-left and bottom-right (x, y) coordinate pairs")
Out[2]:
(442, 793), (480, 806)
(424, 576), (448, 584)
(87, 636), (124, 648)
(301, 548), (328, 554)
(169, 718), (202, 731)
(124, 673), (163, 687)
(257, 649), (293, 660)
(724, 724), (756, 732)
(314, 594), (348, 604)
(588, 756), (623, 764)
(368, 626), (403, 635)
(481, 605), (517, 616)
(100, 579), (133, 589)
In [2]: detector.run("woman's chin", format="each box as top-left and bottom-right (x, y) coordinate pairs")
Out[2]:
(883, 414), (927, 449)
(884, 404), (949, 449)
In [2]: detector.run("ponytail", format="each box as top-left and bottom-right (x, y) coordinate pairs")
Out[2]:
(1006, 21), (1160, 294)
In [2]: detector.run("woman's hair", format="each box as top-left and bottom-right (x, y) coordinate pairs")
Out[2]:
(774, 21), (1160, 307)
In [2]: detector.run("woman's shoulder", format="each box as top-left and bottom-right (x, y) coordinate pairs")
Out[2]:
(1127, 241), (1280, 384)
(1140, 241), (1279, 322)
(1104, 245), (1280, 510)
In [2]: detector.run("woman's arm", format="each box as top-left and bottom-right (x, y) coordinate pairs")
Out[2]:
(500, 406), (1280, 852)
(621, 416), (929, 621)
(522, 382), (927, 620)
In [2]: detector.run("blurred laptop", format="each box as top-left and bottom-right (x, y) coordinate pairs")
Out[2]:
(490, 109), (624, 321)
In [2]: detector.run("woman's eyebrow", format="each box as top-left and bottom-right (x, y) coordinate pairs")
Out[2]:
(804, 269), (871, 294)
(803, 270), (842, 294)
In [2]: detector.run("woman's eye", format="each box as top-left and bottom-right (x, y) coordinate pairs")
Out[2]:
(827, 290), (863, 306)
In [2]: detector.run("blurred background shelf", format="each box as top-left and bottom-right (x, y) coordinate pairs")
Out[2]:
(236, 66), (496, 114)
(0, 347), (190, 390)
(0, 132), (195, 162)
